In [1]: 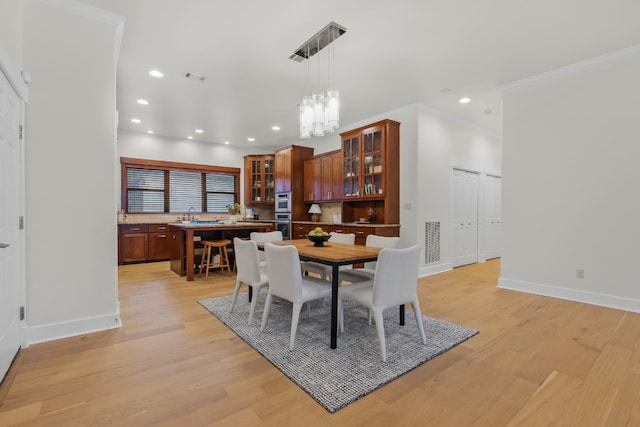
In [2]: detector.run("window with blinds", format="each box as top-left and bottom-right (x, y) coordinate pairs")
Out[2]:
(121, 158), (240, 214)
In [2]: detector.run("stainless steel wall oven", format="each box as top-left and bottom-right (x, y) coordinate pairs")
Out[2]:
(275, 192), (292, 213)
(275, 212), (292, 240)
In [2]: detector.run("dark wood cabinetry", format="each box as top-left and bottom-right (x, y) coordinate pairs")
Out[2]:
(119, 225), (148, 263)
(291, 222), (400, 245)
(118, 224), (170, 264)
(303, 149), (342, 202)
(147, 224), (170, 260)
(292, 222), (316, 239)
(243, 154), (275, 206)
(340, 119), (400, 224)
(274, 145), (314, 220)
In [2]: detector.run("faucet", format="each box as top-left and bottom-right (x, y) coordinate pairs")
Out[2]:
(188, 207), (197, 222)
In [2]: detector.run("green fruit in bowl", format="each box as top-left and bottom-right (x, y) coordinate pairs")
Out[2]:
(309, 227), (329, 236)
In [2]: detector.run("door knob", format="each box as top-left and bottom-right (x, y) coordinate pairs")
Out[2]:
(0, 243), (9, 248)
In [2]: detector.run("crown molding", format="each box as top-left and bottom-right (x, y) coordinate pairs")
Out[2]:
(499, 44), (640, 93)
(418, 102), (502, 139)
(36, 0), (124, 62)
(37, 0), (123, 27)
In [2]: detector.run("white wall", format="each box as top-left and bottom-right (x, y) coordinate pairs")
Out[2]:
(22, 1), (123, 343)
(499, 51), (640, 312)
(0, 0), (23, 70)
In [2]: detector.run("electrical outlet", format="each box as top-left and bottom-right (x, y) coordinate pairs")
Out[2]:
(576, 269), (584, 279)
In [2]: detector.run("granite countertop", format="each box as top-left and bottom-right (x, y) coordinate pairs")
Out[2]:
(168, 221), (273, 228)
(292, 220), (400, 228)
(119, 217), (276, 225)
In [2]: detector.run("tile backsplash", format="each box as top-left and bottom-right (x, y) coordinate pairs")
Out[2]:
(119, 205), (275, 224)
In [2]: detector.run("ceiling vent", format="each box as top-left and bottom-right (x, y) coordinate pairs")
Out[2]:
(289, 22), (346, 63)
(184, 72), (206, 81)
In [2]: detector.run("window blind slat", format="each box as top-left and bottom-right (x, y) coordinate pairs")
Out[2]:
(169, 171), (202, 213)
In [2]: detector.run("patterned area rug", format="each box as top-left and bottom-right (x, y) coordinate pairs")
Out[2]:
(198, 293), (478, 413)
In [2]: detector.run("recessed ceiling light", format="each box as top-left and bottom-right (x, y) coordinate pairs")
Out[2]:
(247, 137), (255, 142)
(131, 118), (141, 124)
(224, 141), (230, 145)
(147, 130), (154, 134)
(459, 97), (471, 104)
(272, 126), (281, 131)
(187, 136), (193, 140)
(195, 129), (203, 133)
(149, 69), (163, 78)
(137, 99), (149, 105)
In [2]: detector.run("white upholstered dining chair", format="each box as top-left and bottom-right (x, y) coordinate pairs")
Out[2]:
(250, 230), (283, 264)
(231, 237), (269, 325)
(338, 234), (400, 284)
(338, 245), (426, 362)
(300, 231), (356, 281)
(260, 242), (331, 351)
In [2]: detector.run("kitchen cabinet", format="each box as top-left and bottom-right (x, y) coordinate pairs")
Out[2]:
(148, 224), (171, 260)
(244, 154), (275, 206)
(322, 150), (342, 201)
(291, 222), (399, 245)
(274, 145), (314, 220)
(118, 223), (170, 264)
(340, 119), (400, 224)
(303, 157), (320, 202)
(119, 224), (148, 263)
(291, 222), (316, 239)
(303, 149), (342, 202)
(275, 148), (292, 193)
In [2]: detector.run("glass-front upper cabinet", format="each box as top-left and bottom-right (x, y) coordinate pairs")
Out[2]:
(342, 133), (360, 198)
(338, 119), (400, 224)
(244, 155), (275, 205)
(341, 123), (386, 199)
(263, 157), (274, 202)
(362, 126), (384, 197)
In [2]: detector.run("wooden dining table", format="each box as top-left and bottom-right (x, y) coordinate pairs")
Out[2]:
(265, 239), (385, 349)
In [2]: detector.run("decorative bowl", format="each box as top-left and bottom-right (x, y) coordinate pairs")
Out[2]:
(306, 234), (331, 247)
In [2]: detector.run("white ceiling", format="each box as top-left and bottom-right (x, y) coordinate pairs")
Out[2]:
(80, 0), (640, 149)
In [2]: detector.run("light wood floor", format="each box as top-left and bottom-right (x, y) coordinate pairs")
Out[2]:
(1, 259), (639, 426)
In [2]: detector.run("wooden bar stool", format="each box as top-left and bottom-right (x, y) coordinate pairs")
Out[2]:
(199, 239), (232, 279)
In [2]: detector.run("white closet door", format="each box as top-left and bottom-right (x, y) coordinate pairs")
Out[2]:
(0, 70), (23, 381)
(452, 168), (479, 268)
(484, 175), (502, 260)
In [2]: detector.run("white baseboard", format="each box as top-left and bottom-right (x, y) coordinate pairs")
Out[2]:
(498, 278), (640, 313)
(25, 310), (122, 346)
(419, 262), (452, 278)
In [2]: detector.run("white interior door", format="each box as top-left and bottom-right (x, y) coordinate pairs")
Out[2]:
(484, 175), (502, 260)
(452, 168), (479, 268)
(0, 69), (23, 382)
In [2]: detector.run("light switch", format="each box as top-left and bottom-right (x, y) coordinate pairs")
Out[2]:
(403, 202), (412, 210)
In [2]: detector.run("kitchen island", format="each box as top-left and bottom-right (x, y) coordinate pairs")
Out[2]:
(168, 222), (273, 281)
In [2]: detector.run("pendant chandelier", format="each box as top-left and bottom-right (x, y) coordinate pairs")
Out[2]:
(290, 22), (346, 139)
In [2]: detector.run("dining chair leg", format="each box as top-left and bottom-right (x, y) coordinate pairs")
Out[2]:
(230, 279), (242, 312)
(411, 299), (427, 345)
(372, 308), (387, 362)
(260, 294), (273, 331)
(289, 303), (304, 351)
(248, 286), (260, 325)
